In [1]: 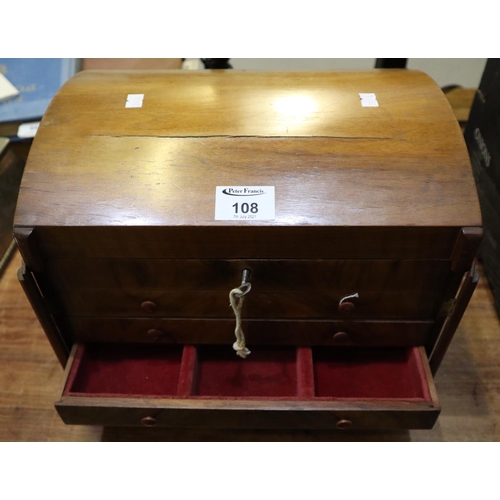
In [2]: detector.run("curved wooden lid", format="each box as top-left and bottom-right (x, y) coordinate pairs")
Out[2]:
(15, 70), (481, 228)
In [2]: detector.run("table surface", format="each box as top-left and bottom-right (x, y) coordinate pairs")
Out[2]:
(1, 250), (499, 441)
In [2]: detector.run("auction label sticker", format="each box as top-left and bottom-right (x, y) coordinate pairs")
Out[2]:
(359, 93), (379, 107)
(215, 186), (275, 221)
(125, 94), (144, 108)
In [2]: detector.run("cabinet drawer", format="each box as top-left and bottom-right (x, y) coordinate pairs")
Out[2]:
(56, 343), (440, 429)
(67, 317), (433, 347)
(54, 288), (443, 319)
(47, 259), (451, 292)
(37, 226), (458, 260)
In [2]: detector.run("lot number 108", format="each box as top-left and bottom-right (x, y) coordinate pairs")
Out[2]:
(232, 202), (259, 214)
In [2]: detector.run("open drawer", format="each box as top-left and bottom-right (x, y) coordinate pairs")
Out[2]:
(55, 343), (440, 430)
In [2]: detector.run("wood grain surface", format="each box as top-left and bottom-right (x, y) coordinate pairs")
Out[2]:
(444, 87), (476, 123)
(51, 288), (444, 319)
(66, 317), (432, 346)
(0, 73), (488, 440)
(14, 70), (481, 228)
(45, 258), (452, 292)
(1, 250), (500, 441)
(31, 226), (460, 260)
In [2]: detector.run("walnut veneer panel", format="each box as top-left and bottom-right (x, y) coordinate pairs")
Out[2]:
(14, 70), (480, 228)
(33, 226), (459, 260)
(53, 288), (443, 319)
(45, 259), (452, 292)
(67, 317), (432, 346)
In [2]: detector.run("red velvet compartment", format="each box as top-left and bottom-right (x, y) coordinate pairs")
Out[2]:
(194, 346), (297, 398)
(66, 344), (183, 396)
(313, 347), (430, 400)
(64, 344), (431, 401)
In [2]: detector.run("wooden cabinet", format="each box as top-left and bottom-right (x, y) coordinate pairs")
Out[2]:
(14, 70), (482, 430)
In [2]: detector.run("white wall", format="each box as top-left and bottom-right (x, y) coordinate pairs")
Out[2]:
(230, 58), (487, 88)
(230, 58), (374, 71)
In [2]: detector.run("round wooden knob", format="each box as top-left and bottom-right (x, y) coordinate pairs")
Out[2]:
(339, 301), (355, 314)
(336, 419), (352, 429)
(332, 331), (349, 342)
(141, 416), (157, 427)
(147, 328), (162, 340)
(141, 301), (157, 313)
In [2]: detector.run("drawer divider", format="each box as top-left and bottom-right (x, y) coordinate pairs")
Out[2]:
(177, 346), (198, 397)
(296, 347), (315, 398)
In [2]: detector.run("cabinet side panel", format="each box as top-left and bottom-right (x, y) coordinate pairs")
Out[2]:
(17, 262), (69, 366)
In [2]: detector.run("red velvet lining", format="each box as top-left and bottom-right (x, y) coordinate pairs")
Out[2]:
(64, 344), (431, 401)
(313, 347), (428, 399)
(67, 344), (183, 396)
(194, 346), (297, 398)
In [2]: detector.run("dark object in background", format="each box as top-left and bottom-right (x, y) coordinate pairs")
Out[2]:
(464, 58), (500, 316)
(375, 59), (407, 69)
(201, 59), (232, 69)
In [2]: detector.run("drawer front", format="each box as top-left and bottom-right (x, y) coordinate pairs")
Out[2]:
(55, 344), (440, 430)
(46, 259), (451, 292)
(52, 288), (443, 319)
(37, 226), (458, 260)
(67, 317), (433, 347)
(56, 399), (439, 430)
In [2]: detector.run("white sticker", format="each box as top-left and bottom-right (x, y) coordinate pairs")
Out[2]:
(125, 94), (144, 108)
(17, 121), (40, 138)
(359, 93), (379, 107)
(215, 186), (275, 221)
